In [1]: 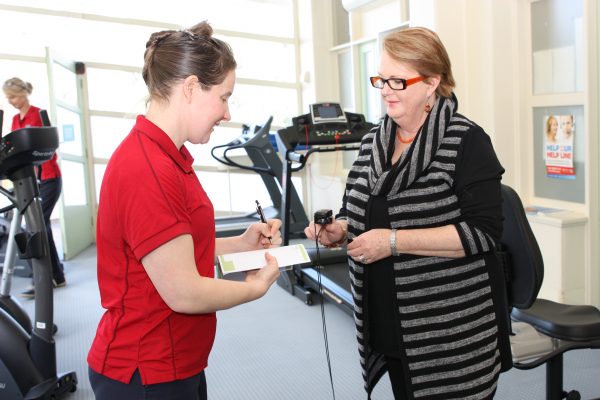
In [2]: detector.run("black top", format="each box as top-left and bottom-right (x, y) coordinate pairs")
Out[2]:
(366, 130), (504, 356)
(366, 194), (402, 355)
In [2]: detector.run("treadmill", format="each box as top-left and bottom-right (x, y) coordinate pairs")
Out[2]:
(275, 103), (376, 314)
(211, 116), (308, 238)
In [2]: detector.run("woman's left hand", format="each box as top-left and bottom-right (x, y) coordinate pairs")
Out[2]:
(347, 228), (391, 265)
(241, 218), (282, 249)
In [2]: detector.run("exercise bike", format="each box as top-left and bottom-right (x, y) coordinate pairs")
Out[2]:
(0, 121), (77, 398)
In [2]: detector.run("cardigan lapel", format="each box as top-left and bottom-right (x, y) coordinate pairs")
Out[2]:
(367, 94), (457, 197)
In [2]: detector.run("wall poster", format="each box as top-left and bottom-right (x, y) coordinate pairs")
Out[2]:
(543, 114), (575, 179)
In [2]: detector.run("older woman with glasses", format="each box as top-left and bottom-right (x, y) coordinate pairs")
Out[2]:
(305, 27), (510, 400)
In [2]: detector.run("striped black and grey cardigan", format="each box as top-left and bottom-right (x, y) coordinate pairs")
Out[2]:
(339, 95), (511, 400)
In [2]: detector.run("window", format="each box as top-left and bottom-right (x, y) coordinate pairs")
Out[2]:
(531, 0), (584, 94)
(86, 68), (147, 114)
(90, 116), (135, 160)
(0, 1), (301, 217)
(529, 0), (585, 204)
(330, 1), (409, 123)
(0, 60), (49, 134)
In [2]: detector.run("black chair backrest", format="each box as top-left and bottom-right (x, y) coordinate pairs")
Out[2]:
(500, 184), (544, 309)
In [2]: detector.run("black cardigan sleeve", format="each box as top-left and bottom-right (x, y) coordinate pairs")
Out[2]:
(453, 125), (505, 256)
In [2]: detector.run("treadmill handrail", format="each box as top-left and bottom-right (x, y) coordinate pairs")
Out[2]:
(211, 116), (275, 175)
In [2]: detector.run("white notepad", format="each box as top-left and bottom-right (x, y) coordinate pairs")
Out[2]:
(217, 244), (310, 276)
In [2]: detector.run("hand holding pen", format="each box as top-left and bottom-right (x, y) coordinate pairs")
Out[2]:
(255, 200), (273, 244)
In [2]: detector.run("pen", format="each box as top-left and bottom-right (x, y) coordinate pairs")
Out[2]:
(255, 200), (272, 243)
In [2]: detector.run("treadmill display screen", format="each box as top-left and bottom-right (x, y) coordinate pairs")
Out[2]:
(310, 102), (347, 125)
(318, 105), (338, 119)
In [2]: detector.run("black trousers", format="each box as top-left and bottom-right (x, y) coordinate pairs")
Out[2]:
(89, 368), (208, 400)
(39, 177), (64, 281)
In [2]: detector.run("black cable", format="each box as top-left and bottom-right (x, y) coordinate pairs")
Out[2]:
(314, 225), (336, 400)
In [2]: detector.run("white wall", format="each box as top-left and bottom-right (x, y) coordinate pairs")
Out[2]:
(411, 0), (599, 307)
(329, 0), (600, 306)
(410, 0), (522, 190)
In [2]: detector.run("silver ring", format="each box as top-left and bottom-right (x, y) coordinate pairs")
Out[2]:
(359, 254), (366, 263)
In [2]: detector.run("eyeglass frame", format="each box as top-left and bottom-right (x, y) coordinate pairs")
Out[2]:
(369, 75), (425, 91)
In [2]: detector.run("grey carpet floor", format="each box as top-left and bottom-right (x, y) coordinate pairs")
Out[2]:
(8, 245), (600, 399)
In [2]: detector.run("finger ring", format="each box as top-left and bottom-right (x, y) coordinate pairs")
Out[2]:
(359, 254), (366, 263)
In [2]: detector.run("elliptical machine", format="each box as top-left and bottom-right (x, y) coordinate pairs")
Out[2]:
(0, 108), (32, 332)
(0, 207), (33, 278)
(0, 200), (33, 333)
(0, 119), (77, 398)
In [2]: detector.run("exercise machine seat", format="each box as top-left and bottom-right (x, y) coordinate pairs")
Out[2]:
(512, 299), (600, 342)
(500, 184), (600, 400)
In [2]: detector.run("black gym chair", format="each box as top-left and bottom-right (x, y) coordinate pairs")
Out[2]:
(500, 184), (600, 400)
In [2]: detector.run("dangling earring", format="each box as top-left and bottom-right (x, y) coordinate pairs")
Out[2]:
(424, 96), (432, 113)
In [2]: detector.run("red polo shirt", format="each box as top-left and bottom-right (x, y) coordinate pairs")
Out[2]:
(87, 115), (216, 385)
(11, 105), (61, 180)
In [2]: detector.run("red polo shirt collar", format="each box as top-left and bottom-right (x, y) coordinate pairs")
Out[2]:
(135, 115), (194, 174)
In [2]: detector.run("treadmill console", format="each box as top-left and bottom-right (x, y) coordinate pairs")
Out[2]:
(277, 103), (375, 151)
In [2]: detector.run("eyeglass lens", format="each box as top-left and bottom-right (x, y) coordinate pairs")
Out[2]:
(370, 76), (424, 90)
(370, 77), (406, 90)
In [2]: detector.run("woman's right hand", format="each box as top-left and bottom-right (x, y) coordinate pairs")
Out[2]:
(245, 252), (280, 297)
(304, 220), (347, 247)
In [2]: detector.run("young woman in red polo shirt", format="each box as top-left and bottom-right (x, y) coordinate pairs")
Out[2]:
(2, 77), (66, 297)
(87, 21), (281, 400)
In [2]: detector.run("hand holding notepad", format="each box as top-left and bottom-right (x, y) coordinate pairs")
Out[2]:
(217, 244), (310, 276)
